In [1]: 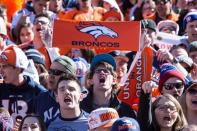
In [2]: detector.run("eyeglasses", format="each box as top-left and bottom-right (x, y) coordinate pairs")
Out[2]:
(34, 20), (49, 25)
(157, 105), (177, 112)
(94, 68), (111, 74)
(155, 0), (169, 5)
(187, 88), (197, 95)
(163, 82), (184, 90)
(48, 69), (65, 76)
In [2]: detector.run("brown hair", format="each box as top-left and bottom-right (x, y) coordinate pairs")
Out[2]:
(16, 23), (33, 44)
(87, 62), (117, 90)
(55, 73), (81, 93)
(152, 94), (187, 131)
(18, 114), (46, 131)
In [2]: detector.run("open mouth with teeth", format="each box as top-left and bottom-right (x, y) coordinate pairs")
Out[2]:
(163, 116), (172, 123)
(64, 97), (72, 103)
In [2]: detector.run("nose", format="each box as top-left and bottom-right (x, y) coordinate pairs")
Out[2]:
(64, 88), (70, 94)
(26, 127), (31, 131)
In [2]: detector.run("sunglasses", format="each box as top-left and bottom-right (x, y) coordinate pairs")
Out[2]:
(155, 0), (169, 5)
(187, 88), (197, 95)
(163, 82), (183, 90)
(48, 69), (65, 76)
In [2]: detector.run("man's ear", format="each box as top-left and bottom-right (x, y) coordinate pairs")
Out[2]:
(79, 93), (84, 102)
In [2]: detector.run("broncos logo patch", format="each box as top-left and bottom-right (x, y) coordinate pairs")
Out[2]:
(76, 23), (118, 40)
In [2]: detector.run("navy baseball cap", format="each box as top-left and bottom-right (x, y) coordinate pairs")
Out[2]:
(90, 53), (116, 71)
(111, 117), (140, 131)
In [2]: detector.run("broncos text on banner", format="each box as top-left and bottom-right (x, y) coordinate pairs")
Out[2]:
(52, 20), (140, 55)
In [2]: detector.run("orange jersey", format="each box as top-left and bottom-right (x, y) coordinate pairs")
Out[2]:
(57, 7), (106, 21)
(0, 0), (24, 22)
(38, 47), (51, 70)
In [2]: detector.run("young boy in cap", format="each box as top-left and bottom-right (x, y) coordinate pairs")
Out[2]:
(0, 45), (46, 123)
(88, 107), (119, 131)
(32, 55), (77, 127)
(48, 73), (89, 130)
(183, 11), (197, 44)
(80, 53), (136, 118)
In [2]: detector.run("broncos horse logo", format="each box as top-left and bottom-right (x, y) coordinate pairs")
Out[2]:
(76, 22), (118, 40)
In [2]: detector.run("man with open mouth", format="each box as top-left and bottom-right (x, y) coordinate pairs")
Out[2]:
(80, 53), (136, 119)
(48, 73), (89, 131)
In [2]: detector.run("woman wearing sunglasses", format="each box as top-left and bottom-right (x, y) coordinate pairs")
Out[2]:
(138, 80), (187, 131)
(158, 63), (186, 99)
(179, 80), (197, 125)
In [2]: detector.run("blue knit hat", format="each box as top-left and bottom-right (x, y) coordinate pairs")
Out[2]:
(25, 49), (45, 65)
(91, 53), (116, 71)
(111, 117), (140, 131)
(183, 11), (197, 30)
(159, 63), (185, 92)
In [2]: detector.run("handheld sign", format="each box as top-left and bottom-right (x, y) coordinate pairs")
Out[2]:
(52, 20), (140, 54)
(153, 32), (186, 50)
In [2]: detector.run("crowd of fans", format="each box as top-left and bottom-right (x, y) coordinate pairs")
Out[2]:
(0, 0), (196, 130)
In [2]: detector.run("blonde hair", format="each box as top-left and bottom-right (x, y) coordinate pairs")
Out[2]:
(0, 107), (10, 116)
(152, 94), (187, 131)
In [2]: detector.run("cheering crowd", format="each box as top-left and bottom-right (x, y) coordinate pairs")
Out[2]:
(0, 0), (197, 130)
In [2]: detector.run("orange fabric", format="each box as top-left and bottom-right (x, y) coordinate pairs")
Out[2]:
(152, 88), (161, 97)
(0, 45), (17, 66)
(118, 47), (153, 112)
(53, 20), (141, 55)
(0, 0), (24, 22)
(102, 9), (121, 21)
(57, 7), (106, 21)
(144, 13), (156, 21)
(38, 47), (51, 69)
(167, 11), (179, 22)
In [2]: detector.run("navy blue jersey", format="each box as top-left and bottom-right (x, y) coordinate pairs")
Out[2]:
(0, 76), (46, 122)
(32, 90), (59, 128)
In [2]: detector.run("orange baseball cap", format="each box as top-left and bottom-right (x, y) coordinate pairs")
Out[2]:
(0, 45), (29, 69)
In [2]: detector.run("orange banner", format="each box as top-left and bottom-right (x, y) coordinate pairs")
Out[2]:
(118, 47), (153, 111)
(52, 20), (140, 55)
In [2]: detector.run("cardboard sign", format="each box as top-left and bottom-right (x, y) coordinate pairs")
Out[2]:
(53, 20), (140, 54)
